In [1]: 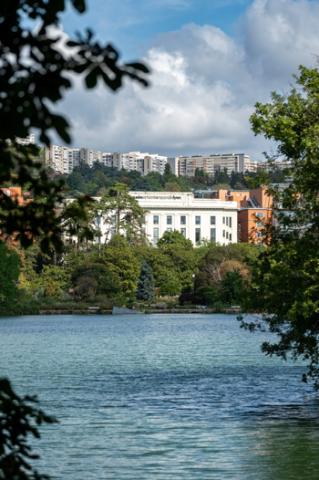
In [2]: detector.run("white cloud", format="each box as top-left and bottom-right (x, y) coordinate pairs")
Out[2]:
(60, 0), (319, 158)
(241, 0), (319, 84)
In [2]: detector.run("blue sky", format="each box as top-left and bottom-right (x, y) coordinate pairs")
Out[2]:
(58, 0), (319, 158)
(63, 0), (253, 57)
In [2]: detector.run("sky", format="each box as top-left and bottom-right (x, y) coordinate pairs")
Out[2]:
(58, 0), (319, 160)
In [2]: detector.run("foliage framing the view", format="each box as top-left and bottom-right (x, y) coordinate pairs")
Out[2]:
(0, 0), (149, 251)
(0, 377), (57, 480)
(242, 66), (319, 387)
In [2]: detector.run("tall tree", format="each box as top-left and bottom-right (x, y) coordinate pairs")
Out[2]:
(61, 196), (97, 249)
(158, 231), (197, 290)
(96, 183), (146, 244)
(242, 66), (319, 387)
(101, 235), (140, 303)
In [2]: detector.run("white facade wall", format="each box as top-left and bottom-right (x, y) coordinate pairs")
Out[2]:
(143, 154), (168, 175)
(257, 159), (292, 171)
(101, 152), (112, 167)
(68, 148), (80, 172)
(16, 133), (36, 145)
(112, 152), (144, 173)
(167, 157), (179, 176)
(112, 151), (167, 175)
(80, 148), (102, 167)
(97, 192), (238, 247)
(45, 145), (80, 174)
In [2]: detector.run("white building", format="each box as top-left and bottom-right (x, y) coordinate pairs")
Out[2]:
(96, 191), (238, 246)
(80, 148), (103, 167)
(111, 151), (168, 175)
(16, 133), (36, 145)
(44, 145), (80, 174)
(167, 157), (179, 176)
(112, 152), (144, 173)
(173, 153), (257, 177)
(143, 154), (168, 175)
(257, 159), (292, 171)
(101, 152), (112, 168)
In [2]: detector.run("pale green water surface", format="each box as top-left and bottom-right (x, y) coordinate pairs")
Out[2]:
(0, 314), (318, 479)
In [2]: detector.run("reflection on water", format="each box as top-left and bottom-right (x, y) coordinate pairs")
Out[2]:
(0, 314), (319, 479)
(245, 416), (319, 480)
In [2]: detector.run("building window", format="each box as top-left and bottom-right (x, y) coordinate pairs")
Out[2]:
(210, 228), (216, 243)
(256, 212), (264, 218)
(229, 233), (232, 242)
(210, 216), (216, 225)
(153, 215), (159, 225)
(181, 228), (186, 237)
(195, 228), (201, 244)
(226, 231), (229, 239)
(153, 227), (159, 244)
(229, 217), (232, 228)
(223, 216), (225, 224)
(226, 217), (229, 226)
(195, 216), (201, 225)
(167, 215), (172, 225)
(180, 215), (186, 225)
(223, 230), (225, 238)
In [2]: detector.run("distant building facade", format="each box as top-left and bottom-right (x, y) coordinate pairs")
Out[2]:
(215, 187), (273, 244)
(80, 148), (103, 167)
(112, 152), (168, 175)
(16, 134), (35, 145)
(44, 146), (168, 176)
(44, 145), (80, 174)
(95, 191), (238, 247)
(172, 153), (257, 177)
(257, 159), (292, 171)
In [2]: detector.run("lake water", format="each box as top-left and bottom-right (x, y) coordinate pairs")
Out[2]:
(1, 314), (319, 479)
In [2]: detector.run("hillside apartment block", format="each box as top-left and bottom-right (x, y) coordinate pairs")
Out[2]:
(168, 153), (257, 176)
(43, 140), (257, 178)
(44, 146), (169, 176)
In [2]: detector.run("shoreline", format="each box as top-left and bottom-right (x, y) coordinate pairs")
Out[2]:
(36, 307), (242, 315)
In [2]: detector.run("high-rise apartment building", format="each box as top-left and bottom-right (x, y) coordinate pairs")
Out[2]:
(112, 152), (144, 173)
(101, 152), (112, 168)
(80, 148), (103, 167)
(112, 151), (168, 175)
(173, 153), (257, 177)
(143, 154), (168, 175)
(44, 145), (80, 174)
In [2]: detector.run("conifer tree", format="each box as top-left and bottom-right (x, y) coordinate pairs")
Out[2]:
(136, 261), (155, 302)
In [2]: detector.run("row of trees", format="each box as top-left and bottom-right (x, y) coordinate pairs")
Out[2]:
(0, 230), (259, 315)
(60, 162), (288, 197)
